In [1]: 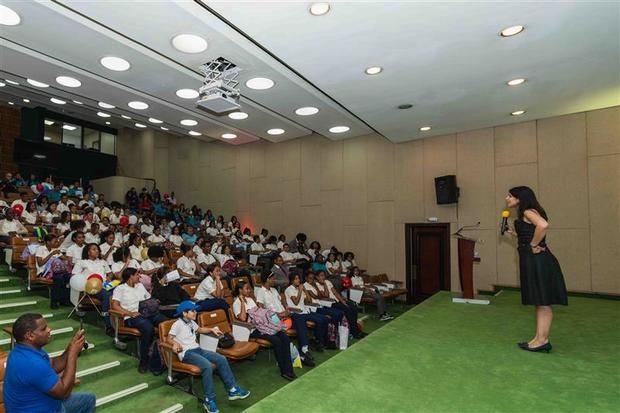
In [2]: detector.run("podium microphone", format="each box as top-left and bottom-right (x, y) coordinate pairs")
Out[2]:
(500, 210), (510, 235)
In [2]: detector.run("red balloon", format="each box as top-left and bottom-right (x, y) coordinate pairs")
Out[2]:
(36, 183), (44, 192)
(12, 204), (24, 216)
(87, 273), (103, 281)
(341, 276), (352, 289)
(119, 216), (129, 227)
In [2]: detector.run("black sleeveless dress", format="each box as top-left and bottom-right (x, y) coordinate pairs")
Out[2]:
(515, 219), (568, 306)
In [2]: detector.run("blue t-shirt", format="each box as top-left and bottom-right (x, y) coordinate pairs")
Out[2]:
(182, 233), (197, 246)
(312, 262), (328, 273)
(4, 343), (61, 413)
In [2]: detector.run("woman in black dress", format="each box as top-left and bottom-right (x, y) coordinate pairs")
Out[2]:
(505, 186), (568, 353)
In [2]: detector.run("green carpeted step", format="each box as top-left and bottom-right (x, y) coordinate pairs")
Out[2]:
(101, 384), (199, 413)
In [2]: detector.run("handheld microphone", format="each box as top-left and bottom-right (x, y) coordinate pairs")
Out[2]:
(500, 210), (510, 235)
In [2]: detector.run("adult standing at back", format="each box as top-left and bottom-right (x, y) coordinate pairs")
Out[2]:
(3, 314), (96, 413)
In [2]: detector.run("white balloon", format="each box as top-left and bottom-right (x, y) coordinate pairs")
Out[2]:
(69, 273), (88, 292)
(169, 221), (176, 228)
(129, 215), (138, 225)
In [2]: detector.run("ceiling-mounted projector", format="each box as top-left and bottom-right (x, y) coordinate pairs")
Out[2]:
(196, 57), (242, 114)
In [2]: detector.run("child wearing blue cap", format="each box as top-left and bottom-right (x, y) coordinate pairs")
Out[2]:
(168, 300), (250, 413)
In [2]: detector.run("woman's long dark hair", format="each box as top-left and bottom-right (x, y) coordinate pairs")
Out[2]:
(509, 186), (548, 220)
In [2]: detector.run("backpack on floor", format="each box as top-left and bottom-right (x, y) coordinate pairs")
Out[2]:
(148, 338), (165, 375)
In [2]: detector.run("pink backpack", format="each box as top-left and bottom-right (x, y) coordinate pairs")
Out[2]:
(247, 306), (287, 335)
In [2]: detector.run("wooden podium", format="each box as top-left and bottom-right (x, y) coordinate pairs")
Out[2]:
(452, 234), (489, 305)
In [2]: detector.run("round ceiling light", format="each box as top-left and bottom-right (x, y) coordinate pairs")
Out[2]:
(419, 126), (431, 131)
(135, 123), (147, 128)
(365, 66), (383, 75)
(98, 102), (115, 109)
(175, 88), (199, 99)
(507, 78), (526, 86)
(7, 102), (14, 105)
(121, 115), (132, 119)
(44, 136), (52, 141)
(56, 76), (81, 88)
(0, 5), (21, 26)
(27, 79), (49, 88)
(309, 2), (330, 16)
(97, 112), (111, 118)
(128, 101), (149, 110)
(50, 97), (66, 105)
(511, 110), (526, 116)
(5, 79), (19, 85)
(245, 77), (274, 90)
(0, 82), (5, 87)
(188, 131), (202, 136)
(295, 106), (319, 116)
(160, 127), (169, 131)
(180, 119), (198, 126)
(500, 25), (524, 37)
(172, 34), (208, 53)
(73, 100), (83, 105)
(148, 118), (163, 124)
(23, 98), (30, 103)
(228, 112), (249, 120)
(329, 126), (350, 133)
(221, 133), (237, 140)
(100, 56), (131, 71)
(105, 121), (111, 125)
(267, 128), (285, 135)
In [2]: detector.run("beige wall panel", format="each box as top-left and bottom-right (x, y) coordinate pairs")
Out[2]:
(320, 140), (344, 191)
(546, 229), (591, 292)
(586, 106), (620, 156)
(210, 142), (235, 170)
(588, 154), (620, 293)
(198, 140), (211, 167)
(494, 163), (538, 217)
(249, 142), (266, 179)
(153, 130), (169, 149)
(269, 139), (301, 180)
(261, 201), (283, 236)
(494, 121), (537, 166)
(189, 140), (200, 192)
(366, 135), (395, 202)
(496, 239), (520, 287)
(218, 168), (236, 217)
(278, 179), (302, 236)
(394, 140), (425, 224)
(537, 113), (589, 228)
(367, 201), (395, 277)
(298, 205), (322, 243)
(320, 190), (344, 248)
(300, 138), (322, 206)
(457, 128), (496, 229)
(343, 138), (368, 226)
(423, 134), (457, 222)
(343, 225), (368, 271)
(153, 147), (169, 193)
(235, 147), (250, 212)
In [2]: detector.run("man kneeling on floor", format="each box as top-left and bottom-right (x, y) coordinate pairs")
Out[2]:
(168, 300), (250, 413)
(3, 314), (96, 413)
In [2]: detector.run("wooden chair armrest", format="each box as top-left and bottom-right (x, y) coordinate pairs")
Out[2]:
(159, 341), (177, 354)
(232, 321), (254, 329)
(108, 309), (125, 318)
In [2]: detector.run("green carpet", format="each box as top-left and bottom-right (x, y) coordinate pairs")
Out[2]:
(246, 290), (620, 413)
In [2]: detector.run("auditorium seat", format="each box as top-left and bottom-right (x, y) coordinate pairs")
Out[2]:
(26, 255), (53, 293)
(181, 283), (199, 299)
(197, 310), (259, 361)
(108, 309), (142, 358)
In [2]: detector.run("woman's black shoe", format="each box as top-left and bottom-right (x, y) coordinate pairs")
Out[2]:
(517, 342), (528, 349)
(520, 342), (552, 353)
(281, 372), (297, 381)
(301, 357), (315, 367)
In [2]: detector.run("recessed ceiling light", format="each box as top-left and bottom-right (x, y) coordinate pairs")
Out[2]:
(309, 2), (330, 16)
(121, 115), (132, 119)
(72, 100), (83, 105)
(44, 120), (55, 125)
(180, 119), (198, 126)
(33, 154), (46, 159)
(365, 66), (383, 75)
(50, 98), (66, 105)
(8, 101), (14, 105)
(160, 127), (169, 131)
(128, 101), (148, 110)
(5, 79), (19, 85)
(188, 131), (202, 136)
(105, 121), (111, 125)
(23, 98), (30, 103)
(295, 107), (319, 116)
(100, 56), (131, 71)
(43, 136), (52, 141)
(98, 102), (115, 109)
(97, 112), (111, 118)
(56, 76), (81, 88)
(0, 82), (5, 87)
(511, 110), (526, 116)
(267, 128), (285, 135)
(398, 104), (413, 110)
(135, 123), (147, 128)
(62, 125), (77, 131)
(172, 34), (208, 53)
(500, 25), (524, 37)
(0, 5), (21, 26)
(246, 77), (275, 90)
(27, 79), (49, 88)
(420, 126), (431, 131)
(148, 118), (163, 124)
(221, 133), (237, 139)
(507, 78), (526, 86)
(329, 126), (350, 133)
(175, 88), (200, 99)
(228, 112), (249, 120)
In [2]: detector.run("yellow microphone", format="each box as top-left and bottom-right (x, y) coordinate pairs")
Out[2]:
(500, 210), (510, 235)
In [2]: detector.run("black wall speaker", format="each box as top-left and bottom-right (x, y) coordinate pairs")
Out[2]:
(434, 175), (459, 204)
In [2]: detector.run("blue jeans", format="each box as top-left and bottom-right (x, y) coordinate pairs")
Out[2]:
(125, 314), (169, 364)
(291, 312), (329, 348)
(182, 347), (236, 400)
(58, 392), (96, 413)
(94, 289), (111, 328)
